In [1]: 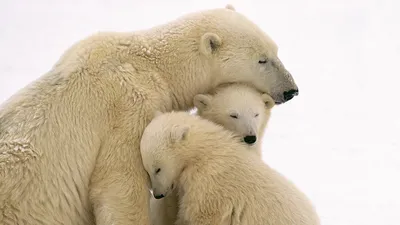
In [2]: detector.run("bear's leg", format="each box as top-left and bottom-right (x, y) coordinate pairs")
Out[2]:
(89, 131), (151, 225)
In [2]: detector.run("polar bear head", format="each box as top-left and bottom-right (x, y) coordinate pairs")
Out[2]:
(194, 84), (274, 149)
(196, 5), (298, 104)
(140, 111), (192, 199)
(141, 110), (252, 199)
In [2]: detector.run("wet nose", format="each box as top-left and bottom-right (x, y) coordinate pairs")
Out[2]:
(283, 89), (299, 102)
(154, 194), (165, 199)
(244, 135), (257, 144)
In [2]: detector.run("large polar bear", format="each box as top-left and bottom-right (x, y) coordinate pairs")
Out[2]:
(141, 111), (320, 225)
(149, 84), (275, 225)
(0, 5), (298, 225)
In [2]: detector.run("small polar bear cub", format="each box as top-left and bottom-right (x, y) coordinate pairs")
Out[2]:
(141, 111), (320, 225)
(194, 84), (275, 156)
(149, 85), (274, 225)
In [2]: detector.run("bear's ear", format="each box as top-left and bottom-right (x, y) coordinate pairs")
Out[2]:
(200, 33), (222, 55)
(170, 125), (190, 143)
(193, 94), (212, 111)
(261, 93), (275, 109)
(225, 4), (236, 11)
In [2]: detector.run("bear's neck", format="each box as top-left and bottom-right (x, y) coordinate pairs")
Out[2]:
(123, 21), (218, 111)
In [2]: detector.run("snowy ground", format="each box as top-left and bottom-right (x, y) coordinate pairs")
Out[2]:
(1, 0), (399, 224)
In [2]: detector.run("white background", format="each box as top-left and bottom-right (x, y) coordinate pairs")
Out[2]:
(1, 0), (399, 224)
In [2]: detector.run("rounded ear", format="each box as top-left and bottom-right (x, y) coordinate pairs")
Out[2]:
(170, 125), (190, 143)
(261, 94), (275, 109)
(193, 94), (212, 111)
(200, 33), (222, 55)
(225, 4), (236, 11)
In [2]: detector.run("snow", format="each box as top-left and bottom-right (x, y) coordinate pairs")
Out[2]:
(1, 0), (399, 224)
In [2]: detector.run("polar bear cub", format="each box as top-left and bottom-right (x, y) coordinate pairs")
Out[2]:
(141, 111), (320, 225)
(194, 84), (274, 156)
(149, 85), (274, 225)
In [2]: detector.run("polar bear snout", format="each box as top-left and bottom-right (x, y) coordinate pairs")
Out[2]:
(283, 89), (299, 102)
(152, 183), (175, 199)
(244, 135), (257, 145)
(273, 88), (299, 105)
(154, 193), (165, 199)
(153, 189), (166, 199)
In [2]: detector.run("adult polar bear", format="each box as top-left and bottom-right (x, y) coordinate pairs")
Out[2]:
(0, 5), (298, 225)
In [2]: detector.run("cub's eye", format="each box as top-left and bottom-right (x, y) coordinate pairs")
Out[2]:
(255, 113), (259, 117)
(155, 168), (161, 174)
(259, 59), (268, 64)
(230, 114), (238, 119)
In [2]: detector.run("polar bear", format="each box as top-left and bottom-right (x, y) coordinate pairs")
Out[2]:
(0, 5), (298, 225)
(141, 111), (320, 225)
(194, 84), (275, 156)
(149, 84), (275, 225)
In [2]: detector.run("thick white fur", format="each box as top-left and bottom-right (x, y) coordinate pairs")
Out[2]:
(149, 84), (275, 225)
(0, 5), (297, 225)
(141, 111), (320, 225)
(194, 83), (275, 156)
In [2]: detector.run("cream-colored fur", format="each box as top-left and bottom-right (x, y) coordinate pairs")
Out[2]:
(0, 5), (298, 225)
(149, 84), (275, 225)
(194, 84), (275, 156)
(141, 111), (320, 225)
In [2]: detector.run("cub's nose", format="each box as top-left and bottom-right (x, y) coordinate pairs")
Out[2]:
(283, 89), (299, 102)
(244, 135), (257, 145)
(154, 194), (165, 199)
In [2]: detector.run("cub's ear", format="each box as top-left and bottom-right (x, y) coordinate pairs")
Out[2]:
(200, 33), (222, 55)
(170, 125), (190, 143)
(261, 94), (275, 109)
(193, 94), (212, 111)
(225, 4), (236, 11)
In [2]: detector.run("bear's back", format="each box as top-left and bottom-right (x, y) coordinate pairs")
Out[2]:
(181, 146), (319, 225)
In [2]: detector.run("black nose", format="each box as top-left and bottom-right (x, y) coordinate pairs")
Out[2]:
(244, 135), (257, 144)
(154, 194), (165, 199)
(283, 89), (299, 102)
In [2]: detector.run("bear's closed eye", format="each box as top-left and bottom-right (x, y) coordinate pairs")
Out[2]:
(259, 59), (268, 64)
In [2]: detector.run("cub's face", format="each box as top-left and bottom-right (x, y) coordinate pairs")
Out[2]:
(140, 113), (189, 199)
(194, 86), (274, 147)
(147, 159), (177, 200)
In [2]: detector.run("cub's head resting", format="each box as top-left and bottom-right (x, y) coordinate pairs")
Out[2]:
(140, 111), (191, 199)
(194, 84), (275, 147)
(140, 111), (238, 199)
